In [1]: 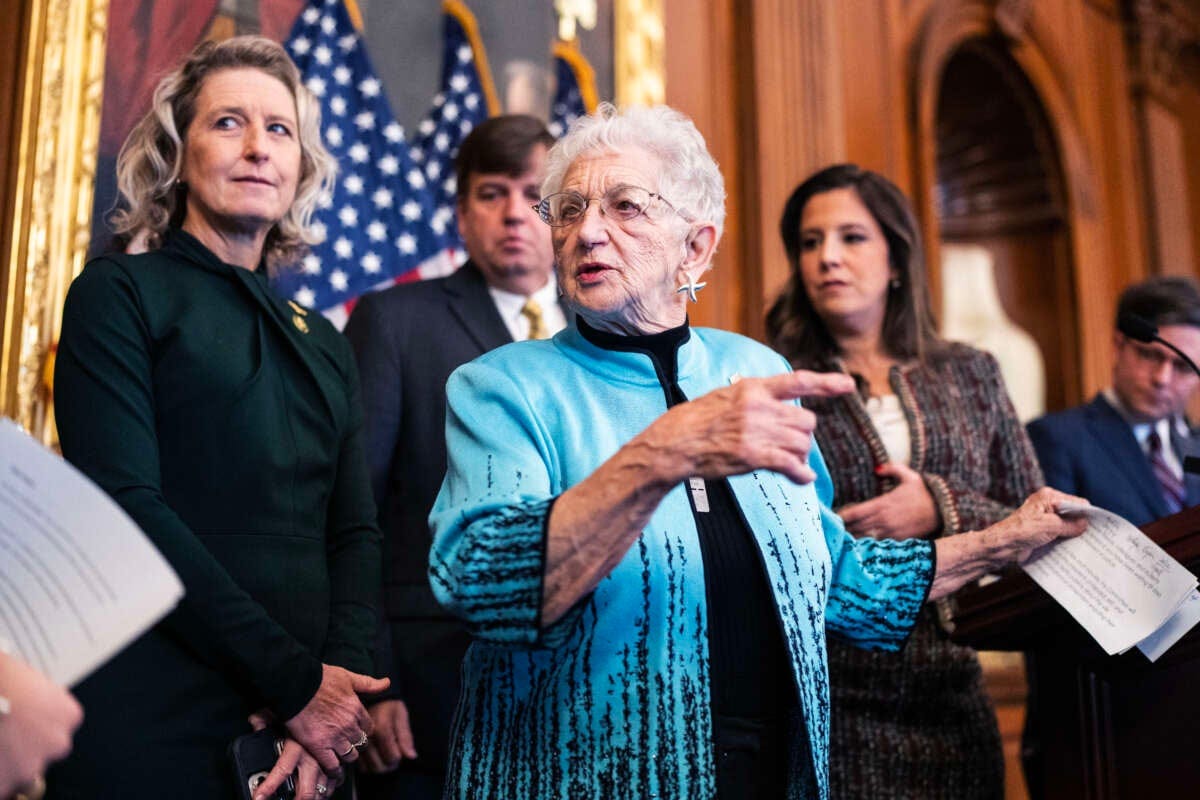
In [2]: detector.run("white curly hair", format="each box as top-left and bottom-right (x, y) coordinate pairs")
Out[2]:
(541, 103), (726, 236)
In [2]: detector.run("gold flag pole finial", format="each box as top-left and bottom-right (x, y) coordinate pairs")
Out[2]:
(555, 0), (597, 43)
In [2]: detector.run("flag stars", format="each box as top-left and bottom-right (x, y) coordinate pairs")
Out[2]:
(306, 76), (327, 97)
(295, 287), (316, 308)
(396, 233), (417, 255)
(325, 125), (343, 147)
(464, 94), (479, 111)
(302, 8), (319, 24)
(401, 200), (422, 221)
(434, 132), (450, 153)
(334, 237), (354, 259)
(443, 176), (457, 195)
(333, 66), (351, 85)
(406, 169), (426, 189)
(292, 36), (312, 55)
(330, 269), (348, 292)
(320, 15), (337, 34)
(338, 206), (359, 227)
(426, 159), (443, 180)
(337, 34), (357, 52)
(355, 111), (376, 130)
(444, 103), (459, 122)
(348, 143), (369, 163)
(303, 254), (322, 275)
(384, 122), (404, 143)
(317, 191), (334, 210)
(361, 252), (382, 273)
(367, 221), (387, 242)
(329, 95), (347, 116)
(359, 77), (381, 97)
(372, 187), (393, 208)
(343, 174), (364, 194)
(450, 73), (469, 92)
(310, 222), (328, 242)
(418, 118), (436, 136)
(457, 44), (472, 62)
(314, 45), (332, 66)
(378, 155), (399, 175)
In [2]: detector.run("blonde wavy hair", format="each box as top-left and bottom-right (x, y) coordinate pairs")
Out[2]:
(111, 36), (336, 268)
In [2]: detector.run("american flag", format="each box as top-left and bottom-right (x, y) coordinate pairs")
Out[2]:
(408, 0), (498, 253)
(548, 40), (597, 138)
(272, 0), (447, 325)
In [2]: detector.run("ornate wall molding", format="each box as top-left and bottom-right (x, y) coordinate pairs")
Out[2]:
(995, 0), (1034, 40)
(1128, 0), (1200, 106)
(1, 0), (107, 443)
(614, 0), (665, 106)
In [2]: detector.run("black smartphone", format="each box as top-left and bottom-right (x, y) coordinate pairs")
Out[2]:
(229, 727), (295, 800)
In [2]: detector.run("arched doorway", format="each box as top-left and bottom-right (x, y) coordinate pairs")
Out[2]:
(934, 37), (1080, 416)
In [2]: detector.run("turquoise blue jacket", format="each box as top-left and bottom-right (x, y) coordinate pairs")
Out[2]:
(430, 326), (934, 799)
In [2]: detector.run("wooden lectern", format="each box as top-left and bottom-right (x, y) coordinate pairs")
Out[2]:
(946, 505), (1200, 800)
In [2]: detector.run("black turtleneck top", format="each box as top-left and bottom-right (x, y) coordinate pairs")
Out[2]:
(576, 318), (794, 721)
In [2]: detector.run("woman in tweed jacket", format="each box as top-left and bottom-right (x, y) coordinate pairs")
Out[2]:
(767, 164), (1044, 799)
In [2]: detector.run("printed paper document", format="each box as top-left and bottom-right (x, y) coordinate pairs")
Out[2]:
(0, 419), (183, 686)
(1022, 502), (1197, 657)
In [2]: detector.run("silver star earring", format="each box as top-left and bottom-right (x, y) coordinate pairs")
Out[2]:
(676, 274), (707, 303)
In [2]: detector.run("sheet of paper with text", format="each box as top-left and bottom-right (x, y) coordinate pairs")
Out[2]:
(1022, 502), (1197, 656)
(0, 419), (183, 686)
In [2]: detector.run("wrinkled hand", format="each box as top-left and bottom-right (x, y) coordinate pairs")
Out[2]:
(361, 699), (418, 774)
(640, 370), (855, 485)
(839, 463), (939, 540)
(283, 664), (390, 775)
(0, 652), (83, 797)
(992, 487), (1089, 563)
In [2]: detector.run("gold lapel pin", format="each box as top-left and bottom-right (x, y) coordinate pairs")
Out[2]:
(288, 301), (310, 333)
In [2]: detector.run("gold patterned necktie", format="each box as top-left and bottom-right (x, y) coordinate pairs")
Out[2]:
(521, 298), (549, 340)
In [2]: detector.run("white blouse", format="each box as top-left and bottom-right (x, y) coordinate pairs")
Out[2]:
(864, 393), (911, 466)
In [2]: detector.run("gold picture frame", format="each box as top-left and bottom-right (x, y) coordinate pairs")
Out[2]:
(0, 0), (666, 445)
(2, 0), (108, 444)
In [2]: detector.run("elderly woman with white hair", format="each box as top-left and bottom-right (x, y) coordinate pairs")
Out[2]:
(429, 104), (1085, 800)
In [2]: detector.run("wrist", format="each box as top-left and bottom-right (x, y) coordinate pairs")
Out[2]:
(622, 434), (691, 490)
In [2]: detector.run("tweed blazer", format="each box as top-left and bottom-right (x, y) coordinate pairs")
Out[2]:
(798, 342), (1042, 799)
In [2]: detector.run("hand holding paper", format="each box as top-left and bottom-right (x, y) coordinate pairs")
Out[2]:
(1022, 502), (1198, 659)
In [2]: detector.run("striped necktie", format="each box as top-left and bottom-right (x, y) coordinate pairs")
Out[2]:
(1147, 430), (1185, 515)
(521, 298), (549, 340)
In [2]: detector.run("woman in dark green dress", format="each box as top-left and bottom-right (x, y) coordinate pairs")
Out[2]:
(49, 37), (386, 800)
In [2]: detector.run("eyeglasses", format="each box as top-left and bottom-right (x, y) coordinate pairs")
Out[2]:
(533, 185), (678, 227)
(1122, 337), (1193, 377)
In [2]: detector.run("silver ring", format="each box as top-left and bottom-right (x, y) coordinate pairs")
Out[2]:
(340, 744), (355, 757)
(315, 784), (328, 796)
(353, 732), (368, 748)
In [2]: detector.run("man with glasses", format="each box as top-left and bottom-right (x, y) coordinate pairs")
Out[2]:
(1028, 275), (1200, 524)
(344, 115), (567, 800)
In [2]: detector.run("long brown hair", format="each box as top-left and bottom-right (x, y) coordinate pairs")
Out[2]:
(766, 164), (943, 368)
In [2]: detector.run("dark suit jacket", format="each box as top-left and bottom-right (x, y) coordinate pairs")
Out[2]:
(1027, 394), (1200, 526)
(344, 261), (567, 774)
(49, 228), (380, 798)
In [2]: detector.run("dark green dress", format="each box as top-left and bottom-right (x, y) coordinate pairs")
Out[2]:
(47, 229), (381, 799)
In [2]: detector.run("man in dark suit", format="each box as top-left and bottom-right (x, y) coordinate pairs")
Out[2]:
(345, 115), (564, 798)
(1027, 276), (1200, 525)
